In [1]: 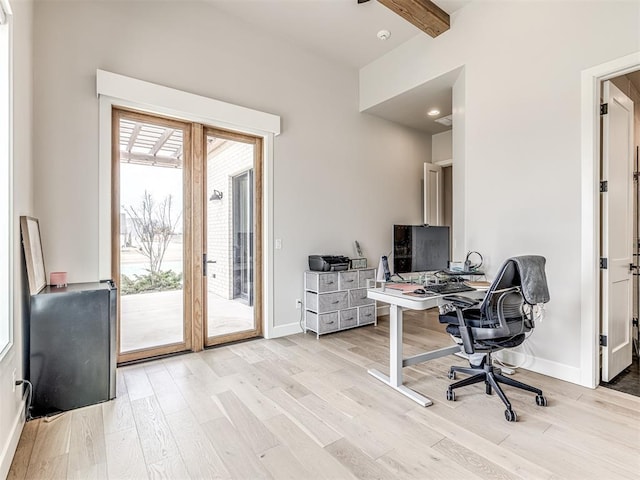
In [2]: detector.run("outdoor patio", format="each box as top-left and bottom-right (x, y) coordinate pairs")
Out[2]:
(120, 289), (253, 352)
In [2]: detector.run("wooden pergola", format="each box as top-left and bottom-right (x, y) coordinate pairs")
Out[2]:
(119, 118), (228, 168)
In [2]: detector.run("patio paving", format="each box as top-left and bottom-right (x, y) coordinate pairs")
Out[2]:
(120, 289), (253, 352)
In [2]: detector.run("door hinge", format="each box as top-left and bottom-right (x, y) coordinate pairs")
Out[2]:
(599, 334), (608, 347)
(600, 257), (608, 269)
(203, 254), (207, 277)
(630, 263), (638, 272)
(600, 103), (608, 115)
(633, 318), (638, 328)
(600, 180), (608, 192)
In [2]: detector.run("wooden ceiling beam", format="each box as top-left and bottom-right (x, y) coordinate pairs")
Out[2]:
(119, 151), (182, 168)
(149, 128), (175, 156)
(377, 0), (449, 38)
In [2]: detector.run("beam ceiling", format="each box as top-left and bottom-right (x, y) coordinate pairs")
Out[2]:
(376, 0), (450, 38)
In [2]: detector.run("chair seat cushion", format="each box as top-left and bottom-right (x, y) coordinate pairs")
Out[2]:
(444, 323), (527, 348)
(439, 309), (482, 326)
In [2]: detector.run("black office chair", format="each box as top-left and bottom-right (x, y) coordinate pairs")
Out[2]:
(439, 255), (550, 422)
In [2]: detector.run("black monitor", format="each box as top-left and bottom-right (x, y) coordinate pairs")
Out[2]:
(393, 225), (450, 274)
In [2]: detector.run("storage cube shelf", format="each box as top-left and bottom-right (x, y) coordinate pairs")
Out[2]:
(304, 269), (376, 337)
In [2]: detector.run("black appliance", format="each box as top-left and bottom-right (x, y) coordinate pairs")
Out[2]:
(27, 280), (117, 417)
(308, 255), (350, 272)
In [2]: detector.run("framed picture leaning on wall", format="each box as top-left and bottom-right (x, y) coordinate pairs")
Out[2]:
(20, 216), (46, 295)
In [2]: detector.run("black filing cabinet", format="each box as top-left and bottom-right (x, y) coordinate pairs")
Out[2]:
(28, 281), (117, 417)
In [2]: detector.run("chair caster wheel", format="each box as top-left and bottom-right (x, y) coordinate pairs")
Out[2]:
(504, 409), (517, 422)
(448, 371), (456, 380)
(446, 390), (456, 401)
(535, 395), (547, 407)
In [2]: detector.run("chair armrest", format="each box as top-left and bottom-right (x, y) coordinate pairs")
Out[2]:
(443, 295), (480, 309)
(442, 295), (478, 354)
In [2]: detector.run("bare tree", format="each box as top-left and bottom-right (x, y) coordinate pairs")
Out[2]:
(125, 191), (181, 284)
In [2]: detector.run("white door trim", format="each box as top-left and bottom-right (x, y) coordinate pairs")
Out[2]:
(96, 70), (280, 340)
(580, 51), (640, 388)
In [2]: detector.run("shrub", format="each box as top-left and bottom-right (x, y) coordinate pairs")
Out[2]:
(121, 269), (183, 295)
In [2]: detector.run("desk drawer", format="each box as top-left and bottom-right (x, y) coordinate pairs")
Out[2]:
(349, 288), (374, 307)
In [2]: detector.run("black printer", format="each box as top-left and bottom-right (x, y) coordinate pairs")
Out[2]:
(308, 255), (350, 272)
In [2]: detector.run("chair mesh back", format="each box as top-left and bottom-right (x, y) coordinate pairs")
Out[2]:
(480, 260), (524, 326)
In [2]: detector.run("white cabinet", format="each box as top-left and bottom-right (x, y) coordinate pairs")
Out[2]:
(304, 269), (376, 337)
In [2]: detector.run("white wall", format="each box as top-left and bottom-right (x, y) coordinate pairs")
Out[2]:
(361, 1), (640, 384)
(32, 1), (432, 335)
(432, 130), (452, 164)
(0, 0), (33, 476)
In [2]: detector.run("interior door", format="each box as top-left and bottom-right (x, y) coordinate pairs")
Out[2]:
(204, 128), (262, 346)
(424, 162), (443, 226)
(601, 80), (634, 382)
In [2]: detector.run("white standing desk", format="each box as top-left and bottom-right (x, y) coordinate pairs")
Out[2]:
(367, 286), (482, 407)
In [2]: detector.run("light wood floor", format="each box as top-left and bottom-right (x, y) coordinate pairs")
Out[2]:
(8, 310), (640, 480)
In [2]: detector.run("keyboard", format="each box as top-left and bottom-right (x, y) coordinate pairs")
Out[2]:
(423, 282), (475, 294)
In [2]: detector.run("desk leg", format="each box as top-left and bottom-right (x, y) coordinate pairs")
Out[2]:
(367, 304), (434, 407)
(389, 304), (403, 387)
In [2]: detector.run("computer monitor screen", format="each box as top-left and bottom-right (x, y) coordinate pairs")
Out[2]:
(393, 225), (450, 273)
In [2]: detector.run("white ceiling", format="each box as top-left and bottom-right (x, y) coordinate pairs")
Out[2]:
(208, 0), (472, 135)
(209, 0), (471, 69)
(364, 67), (462, 134)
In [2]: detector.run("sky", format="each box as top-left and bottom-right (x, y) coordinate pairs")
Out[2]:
(120, 163), (184, 232)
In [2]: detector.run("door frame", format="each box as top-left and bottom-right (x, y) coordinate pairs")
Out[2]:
(581, 51), (640, 388)
(97, 70), (281, 343)
(112, 107), (194, 364)
(600, 80), (634, 381)
(202, 126), (263, 347)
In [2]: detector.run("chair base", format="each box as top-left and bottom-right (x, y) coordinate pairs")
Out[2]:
(446, 354), (547, 421)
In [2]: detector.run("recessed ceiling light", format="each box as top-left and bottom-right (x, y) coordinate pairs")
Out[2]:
(427, 109), (440, 117)
(377, 30), (391, 41)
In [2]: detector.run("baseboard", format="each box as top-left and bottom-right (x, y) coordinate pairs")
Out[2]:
(497, 350), (583, 386)
(376, 305), (389, 317)
(0, 400), (25, 480)
(266, 322), (304, 339)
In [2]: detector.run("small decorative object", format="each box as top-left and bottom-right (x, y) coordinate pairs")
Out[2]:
(449, 261), (465, 272)
(351, 258), (367, 269)
(354, 240), (364, 257)
(50, 272), (68, 287)
(377, 255), (391, 282)
(20, 216), (47, 295)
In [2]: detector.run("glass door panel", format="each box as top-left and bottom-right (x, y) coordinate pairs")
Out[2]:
(114, 110), (191, 363)
(205, 130), (260, 345)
